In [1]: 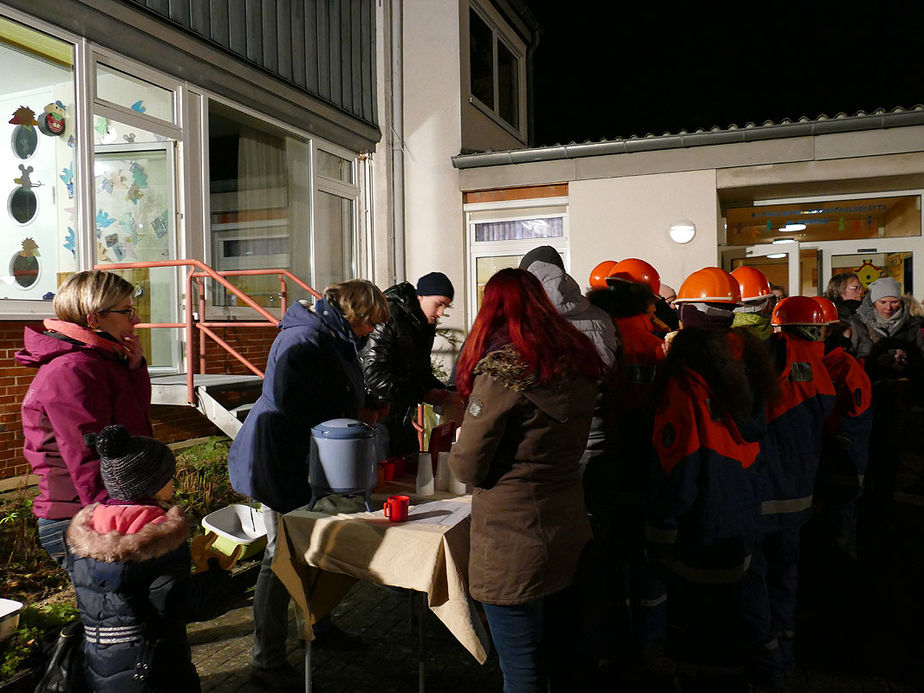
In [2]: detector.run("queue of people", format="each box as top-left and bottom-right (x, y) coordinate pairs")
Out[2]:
(448, 256), (922, 692)
(16, 262), (924, 693)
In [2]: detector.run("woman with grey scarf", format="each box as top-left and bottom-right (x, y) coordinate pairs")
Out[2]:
(848, 276), (924, 570)
(848, 277), (924, 361)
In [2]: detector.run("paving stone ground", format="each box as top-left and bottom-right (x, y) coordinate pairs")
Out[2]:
(188, 496), (924, 692)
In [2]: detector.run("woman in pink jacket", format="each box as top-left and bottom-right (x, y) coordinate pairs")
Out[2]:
(16, 270), (152, 569)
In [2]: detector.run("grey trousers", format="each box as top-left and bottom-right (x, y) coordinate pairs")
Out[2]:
(252, 507), (291, 668)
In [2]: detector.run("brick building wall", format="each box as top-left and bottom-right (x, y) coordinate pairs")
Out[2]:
(0, 320), (278, 481)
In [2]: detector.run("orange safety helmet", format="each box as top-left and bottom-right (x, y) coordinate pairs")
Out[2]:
(810, 296), (839, 324)
(731, 266), (772, 302)
(589, 260), (618, 290)
(771, 296), (827, 326)
(606, 258), (661, 294)
(674, 267), (741, 304)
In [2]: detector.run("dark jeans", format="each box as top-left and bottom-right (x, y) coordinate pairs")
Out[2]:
(482, 586), (588, 693)
(37, 517), (72, 571)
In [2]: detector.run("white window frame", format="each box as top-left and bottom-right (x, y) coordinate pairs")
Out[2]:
(467, 0), (528, 141)
(312, 140), (362, 285)
(0, 7), (80, 318)
(199, 94), (365, 319)
(464, 196), (570, 326)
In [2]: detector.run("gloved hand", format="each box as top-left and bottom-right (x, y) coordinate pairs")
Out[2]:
(190, 531), (242, 573)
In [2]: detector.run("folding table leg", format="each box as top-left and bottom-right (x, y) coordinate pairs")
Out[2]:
(304, 639), (312, 693)
(418, 591), (426, 693)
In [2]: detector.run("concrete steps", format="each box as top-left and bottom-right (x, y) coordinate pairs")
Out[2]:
(151, 374), (263, 439)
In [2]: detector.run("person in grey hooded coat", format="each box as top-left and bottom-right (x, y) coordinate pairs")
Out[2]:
(518, 246), (619, 368)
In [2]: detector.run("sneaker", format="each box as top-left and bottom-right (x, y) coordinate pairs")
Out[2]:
(311, 623), (365, 651)
(248, 663), (305, 692)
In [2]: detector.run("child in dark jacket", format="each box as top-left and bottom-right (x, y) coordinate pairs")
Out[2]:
(67, 425), (232, 693)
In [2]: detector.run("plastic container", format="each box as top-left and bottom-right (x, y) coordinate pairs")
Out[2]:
(309, 418), (378, 510)
(0, 598), (23, 643)
(201, 504), (267, 559)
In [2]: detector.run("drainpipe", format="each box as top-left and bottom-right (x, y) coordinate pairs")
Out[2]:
(389, 0), (406, 285)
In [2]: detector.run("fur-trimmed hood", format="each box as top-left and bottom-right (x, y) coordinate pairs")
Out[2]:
(475, 345), (538, 391)
(475, 345), (574, 423)
(67, 503), (190, 563)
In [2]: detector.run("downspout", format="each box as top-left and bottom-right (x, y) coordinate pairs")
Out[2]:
(390, 0), (406, 285)
(525, 18), (540, 147)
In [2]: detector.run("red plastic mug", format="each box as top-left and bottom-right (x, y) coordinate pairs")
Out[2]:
(383, 494), (409, 522)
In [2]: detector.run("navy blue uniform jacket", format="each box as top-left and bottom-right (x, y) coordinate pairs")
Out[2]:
(818, 345), (872, 499)
(760, 333), (835, 531)
(647, 367), (763, 584)
(228, 299), (366, 513)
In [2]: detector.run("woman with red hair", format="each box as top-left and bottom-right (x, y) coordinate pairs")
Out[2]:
(450, 268), (602, 692)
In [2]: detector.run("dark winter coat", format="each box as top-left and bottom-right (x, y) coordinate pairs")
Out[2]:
(449, 346), (595, 605)
(67, 503), (229, 693)
(583, 313), (662, 528)
(16, 326), (152, 520)
(817, 345), (872, 500)
(360, 282), (444, 454)
(228, 299), (366, 513)
(848, 298), (924, 360)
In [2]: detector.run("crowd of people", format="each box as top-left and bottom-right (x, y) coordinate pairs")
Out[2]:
(15, 259), (924, 692)
(447, 251), (923, 692)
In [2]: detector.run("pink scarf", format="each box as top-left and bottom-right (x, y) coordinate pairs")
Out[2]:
(43, 319), (130, 360)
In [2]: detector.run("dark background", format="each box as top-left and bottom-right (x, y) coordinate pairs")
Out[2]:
(527, 3), (923, 146)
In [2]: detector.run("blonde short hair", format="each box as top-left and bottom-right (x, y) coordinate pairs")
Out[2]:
(53, 270), (134, 326)
(324, 279), (389, 326)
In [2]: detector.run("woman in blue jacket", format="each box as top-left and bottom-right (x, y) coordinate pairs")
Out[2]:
(228, 279), (388, 691)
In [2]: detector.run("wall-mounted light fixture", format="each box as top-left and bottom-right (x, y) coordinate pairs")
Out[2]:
(766, 253), (787, 259)
(779, 223), (806, 232)
(669, 219), (695, 244)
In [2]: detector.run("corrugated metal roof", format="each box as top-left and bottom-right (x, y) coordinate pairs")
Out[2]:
(452, 106), (924, 168)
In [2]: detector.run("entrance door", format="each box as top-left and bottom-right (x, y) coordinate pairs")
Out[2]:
(816, 238), (917, 297)
(724, 239), (917, 298)
(722, 241), (816, 297)
(93, 140), (180, 371)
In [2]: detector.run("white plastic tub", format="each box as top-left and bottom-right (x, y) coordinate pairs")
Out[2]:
(0, 598), (23, 642)
(201, 504), (267, 559)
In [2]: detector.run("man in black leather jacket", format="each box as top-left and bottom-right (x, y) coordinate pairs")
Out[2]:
(361, 272), (457, 457)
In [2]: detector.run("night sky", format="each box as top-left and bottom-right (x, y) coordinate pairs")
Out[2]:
(527, 3), (923, 147)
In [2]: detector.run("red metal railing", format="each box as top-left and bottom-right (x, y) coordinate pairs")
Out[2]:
(93, 260), (320, 405)
(93, 259), (428, 452)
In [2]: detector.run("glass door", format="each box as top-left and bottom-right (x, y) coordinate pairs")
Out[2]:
(93, 140), (178, 370)
(816, 238), (918, 297)
(724, 241), (803, 297)
(90, 53), (184, 372)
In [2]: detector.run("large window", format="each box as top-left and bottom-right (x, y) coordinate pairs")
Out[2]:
(208, 102), (359, 308)
(0, 17), (75, 302)
(468, 4), (525, 134)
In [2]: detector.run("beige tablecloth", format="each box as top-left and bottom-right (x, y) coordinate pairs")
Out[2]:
(272, 496), (490, 664)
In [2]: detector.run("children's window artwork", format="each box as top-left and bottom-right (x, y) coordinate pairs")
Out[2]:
(1, 20), (76, 300)
(9, 238), (40, 288)
(94, 145), (173, 266)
